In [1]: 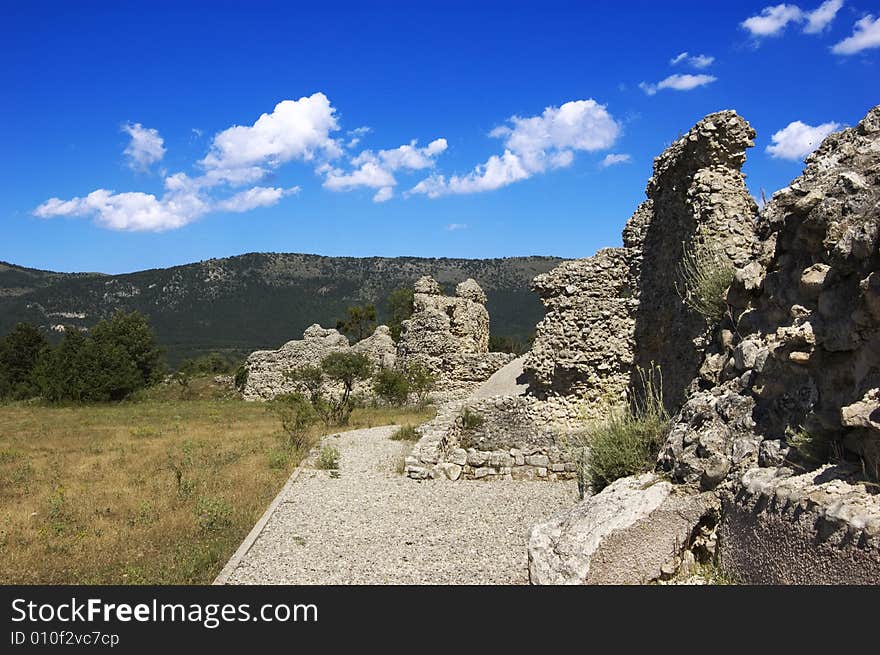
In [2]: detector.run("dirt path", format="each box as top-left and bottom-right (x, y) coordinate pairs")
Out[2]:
(218, 425), (577, 584)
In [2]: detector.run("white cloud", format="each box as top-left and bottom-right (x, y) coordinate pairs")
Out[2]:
(215, 186), (299, 212)
(639, 74), (716, 95)
(410, 99), (619, 197)
(670, 52), (715, 68)
(199, 92), (341, 183)
(832, 14), (880, 53)
(346, 126), (371, 148)
(742, 2), (843, 38)
(323, 138), (447, 198)
(600, 153), (632, 167)
(446, 223), (468, 231)
(766, 120), (840, 160)
(804, 0), (844, 33)
(122, 123), (166, 171)
(323, 161), (397, 191)
(34, 187), (208, 232)
(742, 4), (804, 36)
(373, 186), (393, 203)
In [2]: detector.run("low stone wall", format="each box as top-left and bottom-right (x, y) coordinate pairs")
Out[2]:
(405, 395), (576, 481)
(719, 465), (880, 584)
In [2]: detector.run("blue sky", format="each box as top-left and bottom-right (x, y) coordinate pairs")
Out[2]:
(2, 1), (877, 274)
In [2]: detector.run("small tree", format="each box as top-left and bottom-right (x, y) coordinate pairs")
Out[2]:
(0, 322), (48, 400)
(405, 362), (436, 406)
(273, 392), (319, 451)
(287, 365), (324, 404)
(320, 351), (373, 424)
(385, 288), (414, 341)
(373, 368), (410, 406)
(336, 304), (377, 342)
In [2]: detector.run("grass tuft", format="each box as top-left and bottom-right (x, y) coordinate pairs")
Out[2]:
(675, 240), (735, 323)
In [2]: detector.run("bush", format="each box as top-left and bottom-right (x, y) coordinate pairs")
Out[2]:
(676, 240), (735, 323)
(373, 368), (410, 406)
(390, 425), (420, 441)
(405, 363), (436, 406)
(316, 445), (340, 470)
(273, 393), (319, 451)
(0, 323), (48, 400)
(194, 496), (233, 532)
(460, 407), (485, 431)
(320, 351), (373, 425)
(335, 304), (377, 342)
(572, 365), (670, 494)
(233, 365), (248, 392)
(286, 365), (324, 404)
(90, 310), (164, 386)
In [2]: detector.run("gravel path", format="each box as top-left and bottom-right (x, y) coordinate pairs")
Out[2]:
(221, 425), (577, 584)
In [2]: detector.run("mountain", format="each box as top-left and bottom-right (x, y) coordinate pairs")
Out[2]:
(0, 254), (563, 366)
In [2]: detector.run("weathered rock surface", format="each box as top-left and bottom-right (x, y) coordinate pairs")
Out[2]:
(661, 105), (880, 488)
(720, 465), (880, 584)
(528, 473), (719, 584)
(397, 276), (513, 399)
(242, 324), (351, 401)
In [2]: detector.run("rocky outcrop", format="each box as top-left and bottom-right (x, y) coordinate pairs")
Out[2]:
(720, 465), (880, 584)
(242, 323), (397, 401)
(528, 473), (719, 584)
(396, 276), (513, 399)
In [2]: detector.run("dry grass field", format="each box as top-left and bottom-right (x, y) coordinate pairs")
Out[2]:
(0, 378), (433, 584)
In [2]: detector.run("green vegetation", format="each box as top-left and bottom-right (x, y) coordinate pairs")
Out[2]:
(785, 426), (842, 467)
(273, 393), (319, 451)
(373, 368), (411, 406)
(30, 311), (163, 403)
(385, 287), (414, 341)
(675, 240), (735, 323)
(0, 322), (48, 400)
(390, 424), (420, 441)
(460, 407), (485, 431)
(404, 363), (436, 407)
(316, 445), (340, 470)
(320, 351), (373, 424)
(335, 304), (377, 342)
(572, 365), (670, 494)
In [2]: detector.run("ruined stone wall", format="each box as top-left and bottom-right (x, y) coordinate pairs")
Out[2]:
(627, 110), (759, 411)
(396, 276), (513, 399)
(242, 324), (396, 401)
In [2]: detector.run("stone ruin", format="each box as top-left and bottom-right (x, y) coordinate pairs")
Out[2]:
(396, 276), (513, 400)
(406, 111), (758, 481)
(241, 276), (511, 405)
(528, 106), (880, 585)
(241, 324), (396, 401)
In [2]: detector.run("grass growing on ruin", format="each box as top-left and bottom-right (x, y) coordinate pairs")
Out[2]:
(390, 424), (420, 441)
(676, 240), (735, 323)
(0, 378), (433, 584)
(572, 366), (670, 493)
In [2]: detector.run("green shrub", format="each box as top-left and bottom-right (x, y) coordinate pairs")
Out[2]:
(390, 424), (420, 441)
(335, 304), (377, 342)
(572, 365), (670, 494)
(405, 363), (436, 406)
(460, 407), (485, 431)
(385, 288), (414, 341)
(286, 365), (324, 403)
(320, 352), (373, 425)
(316, 445), (340, 470)
(233, 365), (248, 392)
(194, 496), (233, 532)
(675, 240), (735, 323)
(273, 393), (319, 451)
(373, 368), (410, 406)
(785, 426), (841, 466)
(0, 323), (47, 400)
(90, 310), (164, 386)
